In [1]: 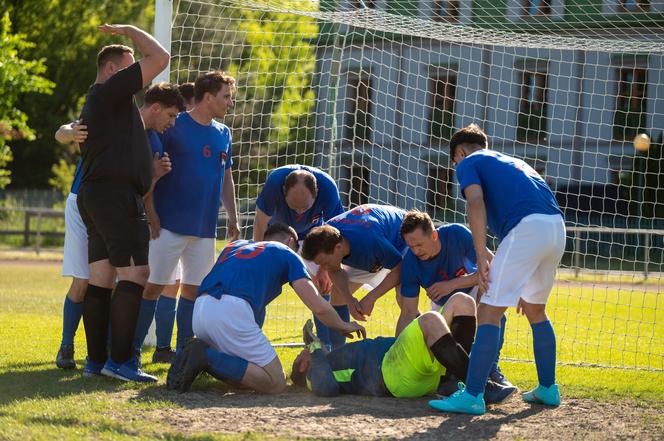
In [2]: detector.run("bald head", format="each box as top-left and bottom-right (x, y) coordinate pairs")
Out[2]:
(284, 170), (317, 214)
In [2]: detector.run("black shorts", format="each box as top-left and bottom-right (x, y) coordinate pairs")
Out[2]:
(77, 181), (149, 267)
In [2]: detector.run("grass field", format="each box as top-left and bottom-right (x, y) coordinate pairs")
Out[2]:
(1, 261), (663, 440)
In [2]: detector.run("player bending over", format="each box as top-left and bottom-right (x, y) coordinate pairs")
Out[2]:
(302, 204), (412, 340)
(399, 210), (514, 393)
(429, 124), (565, 415)
(166, 223), (365, 394)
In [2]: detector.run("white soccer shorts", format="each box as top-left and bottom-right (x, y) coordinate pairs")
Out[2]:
(62, 193), (89, 279)
(193, 294), (277, 368)
(148, 228), (215, 286)
(345, 266), (391, 289)
(481, 214), (566, 308)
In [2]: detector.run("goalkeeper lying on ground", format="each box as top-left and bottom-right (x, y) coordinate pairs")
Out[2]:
(291, 304), (516, 402)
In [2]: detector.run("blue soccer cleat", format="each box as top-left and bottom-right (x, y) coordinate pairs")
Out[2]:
(522, 384), (561, 406)
(102, 359), (158, 383)
(82, 358), (104, 377)
(428, 385), (486, 415)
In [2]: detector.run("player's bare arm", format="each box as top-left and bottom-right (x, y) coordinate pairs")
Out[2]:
(252, 208), (271, 241)
(358, 263), (401, 316)
(222, 168), (240, 241)
(98, 24), (169, 87)
(291, 278), (366, 339)
(427, 272), (479, 302)
(464, 184), (490, 293)
(327, 266), (366, 321)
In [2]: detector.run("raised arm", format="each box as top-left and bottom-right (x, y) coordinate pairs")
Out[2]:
(98, 24), (169, 87)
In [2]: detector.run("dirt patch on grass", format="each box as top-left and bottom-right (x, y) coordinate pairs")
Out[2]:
(127, 386), (663, 440)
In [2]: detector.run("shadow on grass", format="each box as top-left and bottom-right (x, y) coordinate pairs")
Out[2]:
(0, 362), (167, 406)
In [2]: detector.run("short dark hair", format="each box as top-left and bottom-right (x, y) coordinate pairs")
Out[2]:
(264, 222), (298, 244)
(194, 71), (236, 103)
(178, 82), (195, 103)
(301, 225), (343, 261)
(449, 123), (488, 159)
(284, 170), (318, 198)
(400, 210), (435, 238)
(97, 44), (133, 69)
(145, 82), (186, 112)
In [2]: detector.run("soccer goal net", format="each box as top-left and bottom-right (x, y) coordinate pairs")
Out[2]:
(162, 0), (663, 370)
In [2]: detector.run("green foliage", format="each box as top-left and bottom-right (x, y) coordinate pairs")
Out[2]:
(1, 0), (152, 187)
(48, 158), (76, 198)
(0, 12), (55, 189)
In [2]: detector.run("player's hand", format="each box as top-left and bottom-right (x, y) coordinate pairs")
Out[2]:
(341, 321), (366, 340)
(153, 152), (171, 179)
(516, 298), (526, 315)
(348, 298), (367, 322)
(477, 249), (492, 294)
(358, 293), (377, 317)
(312, 268), (332, 295)
(226, 222), (241, 241)
(71, 119), (87, 144)
(426, 281), (455, 302)
(98, 24), (133, 36)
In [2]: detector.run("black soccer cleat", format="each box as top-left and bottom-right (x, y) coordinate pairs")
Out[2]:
(484, 379), (517, 405)
(56, 345), (76, 370)
(167, 338), (209, 393)
(152, 346), (176, 364)
(489, 366), (514, 388)
(303, 319), (317, 346)
(436, 373), (460, 398)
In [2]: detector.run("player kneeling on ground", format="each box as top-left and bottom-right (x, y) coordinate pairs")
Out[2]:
(291, 298), (515, 404)
(167, 223), (365, 394)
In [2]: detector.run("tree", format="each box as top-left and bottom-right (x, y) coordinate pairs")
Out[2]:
(2, 0), (152, 188)
(0, 12), (54, 189)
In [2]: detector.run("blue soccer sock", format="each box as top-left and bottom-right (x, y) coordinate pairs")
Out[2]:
(313, 295), (332, 349)
(176, 298), (195, 352)
(155, 296), (177, 348)
(532, 320), (557, 387)
(328, 304), (350, 349)
(490, 314), (507, 373)
(132, 298), (157, 353)
(61, 296), (83, 347)
(465, 324), (500, 397)
(205, 347), (248, 383)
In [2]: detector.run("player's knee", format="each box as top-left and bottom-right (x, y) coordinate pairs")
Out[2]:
(446, 293), (476, 317)
(68, 278), (89, 303)
(417, 310), (446, 334)
(521, 301), (548, 323)
(142, 283), (162, 300)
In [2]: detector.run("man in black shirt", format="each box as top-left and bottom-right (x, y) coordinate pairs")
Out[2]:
(77, 23), (169, 382)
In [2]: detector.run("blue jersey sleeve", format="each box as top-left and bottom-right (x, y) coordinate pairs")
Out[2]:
(286, 249), (311, 283)
(377, 237), (403, 270)
(256, 171), (282, 216)
(455, 157), (481, 197)
(225, 132), (233, 170)
(399, 252), (421, 298)
(317, 174), (344, 221)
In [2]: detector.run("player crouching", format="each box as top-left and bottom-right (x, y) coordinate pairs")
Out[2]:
(167, 222), (365, 393)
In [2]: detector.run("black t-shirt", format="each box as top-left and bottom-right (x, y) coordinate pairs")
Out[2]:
(79, 62), (152, 195)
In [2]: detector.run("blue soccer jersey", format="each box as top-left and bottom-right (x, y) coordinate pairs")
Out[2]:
(400, 224), (478, 298)
(256, 165), (344, 238)
(455, 150), (562, 242)
(328, 204), (407, 272)
(147, 129), (163, 156)
(197, 240), (310, 326)
(70, 160), (83, 195)
(153, 112), (233, 238)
